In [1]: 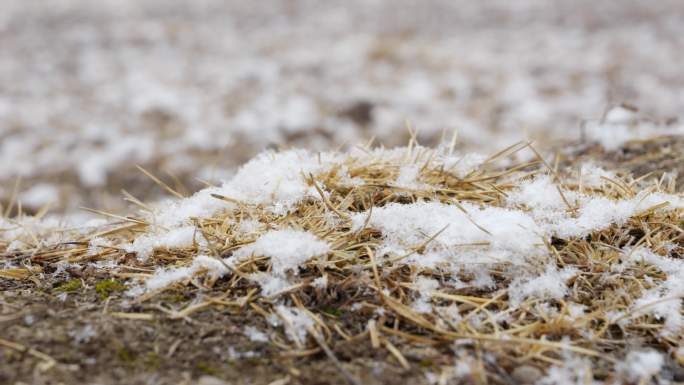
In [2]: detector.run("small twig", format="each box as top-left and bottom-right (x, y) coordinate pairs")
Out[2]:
(383, 339), (410, 369)
(308, 325), (363, 385)
(0, 338), (57, 371)
(136, 165), (185, 199)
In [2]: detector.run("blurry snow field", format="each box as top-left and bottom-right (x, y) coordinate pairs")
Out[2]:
(1, 0), (684, 209)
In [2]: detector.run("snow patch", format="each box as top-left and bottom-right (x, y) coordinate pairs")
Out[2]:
(141, 255), (231, 293)
(233, 229), (330, 276)
(154, 150), (339, 228)
(507, 174), (684, 238)
(352, 201), (542, 265)
(126, 225), (204, 260)
(508, 265), (578, 306)
(244, 326), (269, 343)
(275, 305), (314, 346)
(617, 350), (664, 382)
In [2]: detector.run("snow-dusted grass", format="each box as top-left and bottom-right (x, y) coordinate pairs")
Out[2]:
(2, 140), (683, 383)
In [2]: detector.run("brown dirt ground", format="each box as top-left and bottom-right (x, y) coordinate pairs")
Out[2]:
(1, 272), (443, 385)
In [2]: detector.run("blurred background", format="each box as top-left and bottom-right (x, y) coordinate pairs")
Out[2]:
(2, 0), (684, 214)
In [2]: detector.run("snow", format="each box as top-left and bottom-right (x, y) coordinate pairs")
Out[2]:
(237, 219), (263, 235)
(2, 2), (684, 379)
(507, 174), (684, 238)
(213, 150), (337, 215)
(441, 153), (487, 179)
(625, 254), (684, 336)
(617, 350), (664, 382)
(0, 213), (103, 250)
(393, 165), (428, 190)
(605, 106), (637, 125)
(565, 303), (586, 321)
(121, 149), (337, 263)
(69, 324), (97, 344)
(154, 149), (339, 228)
(126, 226), (204, 260)
(601, 247), (684, 337)
(453, 360), (472, 379)
(4, 1), (684, 214)
(247, 273), (292, 298)
(141, 255), (231, 293)
(275, 305), (314, 346)
(244, 326), (269, 343)
(584, 109), (684, 151)
(311, 275), (328, 289)
(435, 304), (462, 325)
(21, 183), (59, 208)
(226, 347), (260, 361)
(411, 276), (440, 313)
(134, 229), (330, 296)
(233, 229), (330, 276)
(579, 163), (615, 188)
(234, 229), (330, 296)
(506, 175), (573, 212)
(88, 236), (114, 254)
(623, 247), (684, 275)
(351, 201), (543, 266)
(508, 265), (578, 306)
(537, 355), (599, 385)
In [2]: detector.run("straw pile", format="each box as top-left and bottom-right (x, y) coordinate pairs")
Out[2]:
(2, 135), (684, 384)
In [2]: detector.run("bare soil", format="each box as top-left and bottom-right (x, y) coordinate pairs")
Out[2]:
(1, 273), (436, 385)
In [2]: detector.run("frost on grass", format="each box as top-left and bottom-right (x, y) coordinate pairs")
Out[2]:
(8, 142), (684, 382)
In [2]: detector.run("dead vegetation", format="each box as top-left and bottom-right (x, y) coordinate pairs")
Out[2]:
(2, 137), (684, 385)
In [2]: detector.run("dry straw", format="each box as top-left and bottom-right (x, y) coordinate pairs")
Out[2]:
(2, 136), (683, 384)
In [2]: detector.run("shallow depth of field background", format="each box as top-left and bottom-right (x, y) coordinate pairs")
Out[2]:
(2, 0), (684, 213)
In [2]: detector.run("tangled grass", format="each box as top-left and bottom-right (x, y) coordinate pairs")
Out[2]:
(2, 137), (684, 384)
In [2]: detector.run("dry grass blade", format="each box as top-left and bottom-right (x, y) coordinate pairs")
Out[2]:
(0, 338), (57, 371)
(136, 165), (185, 199)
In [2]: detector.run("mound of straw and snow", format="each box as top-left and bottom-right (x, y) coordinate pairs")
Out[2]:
(3, 139), (684, 383)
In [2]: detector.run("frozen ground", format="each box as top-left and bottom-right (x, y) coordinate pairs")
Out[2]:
(2, 0), (684, 212)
